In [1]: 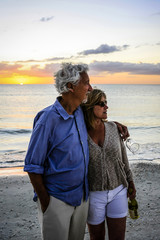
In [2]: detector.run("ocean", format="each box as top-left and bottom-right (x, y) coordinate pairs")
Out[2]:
(0, 84), (160, 168)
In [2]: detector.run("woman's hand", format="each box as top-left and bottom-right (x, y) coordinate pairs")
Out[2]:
(128, 181), (136, 200)
(114, 121), (130, 141)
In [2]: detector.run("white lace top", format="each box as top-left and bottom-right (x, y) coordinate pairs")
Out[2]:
(88, 121), (133, 191)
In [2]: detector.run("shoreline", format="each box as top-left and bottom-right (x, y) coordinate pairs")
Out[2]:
(0, 161), (160, 239)
(0, 167), (27, 176)
(0, 159), (160, 177)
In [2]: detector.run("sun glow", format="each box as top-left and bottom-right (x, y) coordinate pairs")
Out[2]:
(0, 75), (54, 84)
(14, 76), (29, 85)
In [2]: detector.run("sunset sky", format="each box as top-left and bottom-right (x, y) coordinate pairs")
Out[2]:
(0, 0), (160, 84)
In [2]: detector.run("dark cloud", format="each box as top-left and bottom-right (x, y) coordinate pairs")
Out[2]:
(89, 61), (160, 75)
(79, 44), (129, 55)
(40, 16), (54, 22)
(15, 57), (67, 63)
(1, 61), (159, 78)
(45, 57), (66, 61)
(45, 56), (75, 61)
(15, 59), (42, 63)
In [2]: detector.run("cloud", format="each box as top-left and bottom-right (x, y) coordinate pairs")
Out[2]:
(1, 61), (160, 79)
(0, 62), (22, 71)
(136, 42), (160, 48)
(45, 57), (66, 61)
(40, 16), (54, 22)
(151, 12), (160, 16)
(79, 44), (129, 55)
(89, 61), (160, 75)
(0, 62), (23, 78)
(15, 57), (69, 63)
(0, 61), (60, 78)
(30, 63), (60, 76)
(15, 59), (42, 63)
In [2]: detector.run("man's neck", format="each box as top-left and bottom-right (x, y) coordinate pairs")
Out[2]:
(59, 94), (80, 115)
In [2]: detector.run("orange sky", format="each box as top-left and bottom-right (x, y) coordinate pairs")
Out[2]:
(0, 59), (160, 85)
(90, 73), (160, 85)
(1, 72), (160, 85)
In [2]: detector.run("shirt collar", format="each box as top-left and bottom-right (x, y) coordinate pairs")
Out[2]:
(55, 97), (80, 120)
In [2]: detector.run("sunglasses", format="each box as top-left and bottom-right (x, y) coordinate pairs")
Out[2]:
(95, 100), (107, 107)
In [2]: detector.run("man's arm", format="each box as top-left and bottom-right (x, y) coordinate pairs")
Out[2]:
(114, 121), (130, 140)
(28, 172), (50, 213)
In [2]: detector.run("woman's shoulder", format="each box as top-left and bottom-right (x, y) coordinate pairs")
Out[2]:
(104, 121), (119, 136)
(104, 120), (117, 128)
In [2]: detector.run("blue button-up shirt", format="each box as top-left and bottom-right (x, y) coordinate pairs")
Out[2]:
(24, 98), (89, 206)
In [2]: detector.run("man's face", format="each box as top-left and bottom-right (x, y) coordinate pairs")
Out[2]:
(73, 72), (92, 103)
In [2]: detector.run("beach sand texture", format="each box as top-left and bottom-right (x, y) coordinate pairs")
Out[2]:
(0, 162), (160, 240)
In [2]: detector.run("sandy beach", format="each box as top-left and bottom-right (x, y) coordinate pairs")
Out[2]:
(0, 161), (160, 240)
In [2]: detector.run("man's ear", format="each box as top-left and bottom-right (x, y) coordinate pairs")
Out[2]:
(67, 82), (74, 92)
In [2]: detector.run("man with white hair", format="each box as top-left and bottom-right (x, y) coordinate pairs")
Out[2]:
(24, 63), (128, 240)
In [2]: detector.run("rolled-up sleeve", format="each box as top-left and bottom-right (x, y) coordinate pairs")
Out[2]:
(24, 123), (50, 174)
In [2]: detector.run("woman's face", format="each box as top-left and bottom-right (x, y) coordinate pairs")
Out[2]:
(93, 96), (108, 120)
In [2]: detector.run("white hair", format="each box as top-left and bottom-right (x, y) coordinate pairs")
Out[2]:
(54, 63), (89, 94)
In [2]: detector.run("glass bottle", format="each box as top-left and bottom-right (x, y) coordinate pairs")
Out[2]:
(128, 188), (139, 219)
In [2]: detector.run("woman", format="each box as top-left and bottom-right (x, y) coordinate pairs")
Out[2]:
(82, 89), (136, 240)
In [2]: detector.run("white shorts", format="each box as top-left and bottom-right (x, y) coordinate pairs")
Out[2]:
(87, 185), (128, 225)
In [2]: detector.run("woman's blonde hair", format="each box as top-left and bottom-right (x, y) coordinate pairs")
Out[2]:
(82, 88), (106, 130)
